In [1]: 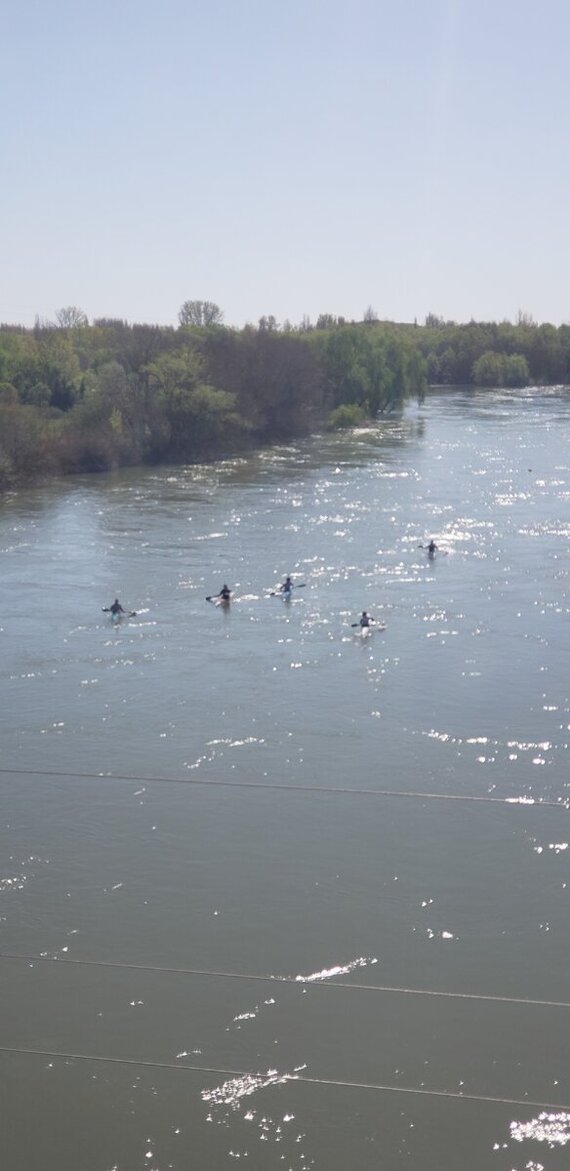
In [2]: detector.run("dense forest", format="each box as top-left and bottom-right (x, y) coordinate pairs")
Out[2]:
(0, 303), (569, 490)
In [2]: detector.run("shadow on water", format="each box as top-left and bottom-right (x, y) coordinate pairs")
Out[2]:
(0, 415), (428, 519)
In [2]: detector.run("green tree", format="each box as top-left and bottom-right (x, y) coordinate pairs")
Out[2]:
(146, 348), (241, 459)
(503, 354), (530, 387)
(315, 325), (425, 415)
(472, 351), (505, 386)
(316, 314), (338, 330)
(37, 332), (82, 410)
(328, 403), (367, 429)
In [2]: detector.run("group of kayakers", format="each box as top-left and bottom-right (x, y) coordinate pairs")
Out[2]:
(205, 577), (381, 630)
(208, 576), (295, 604)
(106, 541), (439, 629)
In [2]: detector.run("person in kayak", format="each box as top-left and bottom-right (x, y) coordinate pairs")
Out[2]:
(206, 585), (232, 603)
(359, 611), (373, 627)
(427, 539), (438, 556)
(109, 599), (125, 615)
(280, 576), (294, 593)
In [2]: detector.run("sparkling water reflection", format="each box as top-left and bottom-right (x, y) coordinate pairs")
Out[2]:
(1, 387), (570, 1169)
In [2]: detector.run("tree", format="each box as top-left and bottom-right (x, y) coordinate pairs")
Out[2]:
(363, 305), (379, 323)
(503, 354), (530, 387)
(516, 309), (535, 328)
(145, 348), (241, 459)
(329, 403), (367, 429)
(472, 351), (504, 387)
(424, 313), (445, 329)
(178, 300), (224, 327)
(56, 306), (88, 328)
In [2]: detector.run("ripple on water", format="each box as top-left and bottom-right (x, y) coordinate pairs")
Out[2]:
(195, 955), (378, 1165)
(201, 1068), (311, 1168)
(4, 389), (570, 1169)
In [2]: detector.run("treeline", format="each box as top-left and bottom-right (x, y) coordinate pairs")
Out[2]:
(1, 304), (569, 490)
(0, 308), (425, 489)
(417, 313), (570, 388)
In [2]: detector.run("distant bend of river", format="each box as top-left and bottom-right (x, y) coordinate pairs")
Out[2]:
(1, 386), (570, 1171)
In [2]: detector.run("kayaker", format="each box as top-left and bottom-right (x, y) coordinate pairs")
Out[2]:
(360, 611), (372, 628)
(427, 539), (438, 556)
(109, 599), (125, 615)
(206, 585), (232, 603)
(280, 576), (293, 593)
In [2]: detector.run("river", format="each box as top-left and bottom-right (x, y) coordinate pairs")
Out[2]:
(1, 387), (569, 1170)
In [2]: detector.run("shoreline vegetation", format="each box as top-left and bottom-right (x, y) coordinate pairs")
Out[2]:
(1, 303), (569, 491)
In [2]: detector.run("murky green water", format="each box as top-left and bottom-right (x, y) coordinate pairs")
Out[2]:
(1, 388), (569, 1170)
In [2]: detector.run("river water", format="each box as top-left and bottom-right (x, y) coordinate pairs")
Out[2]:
(1, 387), (569, 1170)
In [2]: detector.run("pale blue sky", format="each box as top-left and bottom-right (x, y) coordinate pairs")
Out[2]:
(2, 0), (569, 328)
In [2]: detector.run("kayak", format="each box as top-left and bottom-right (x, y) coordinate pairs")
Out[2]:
(269, 583), (305, 598)
(206, 593), (231, 606)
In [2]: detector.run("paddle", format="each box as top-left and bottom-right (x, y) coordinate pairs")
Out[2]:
(269, 583), (306, 596)
(351, 621), (386, 630)
(206, 594), (231, 603)
(102, 608), (137, 617)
